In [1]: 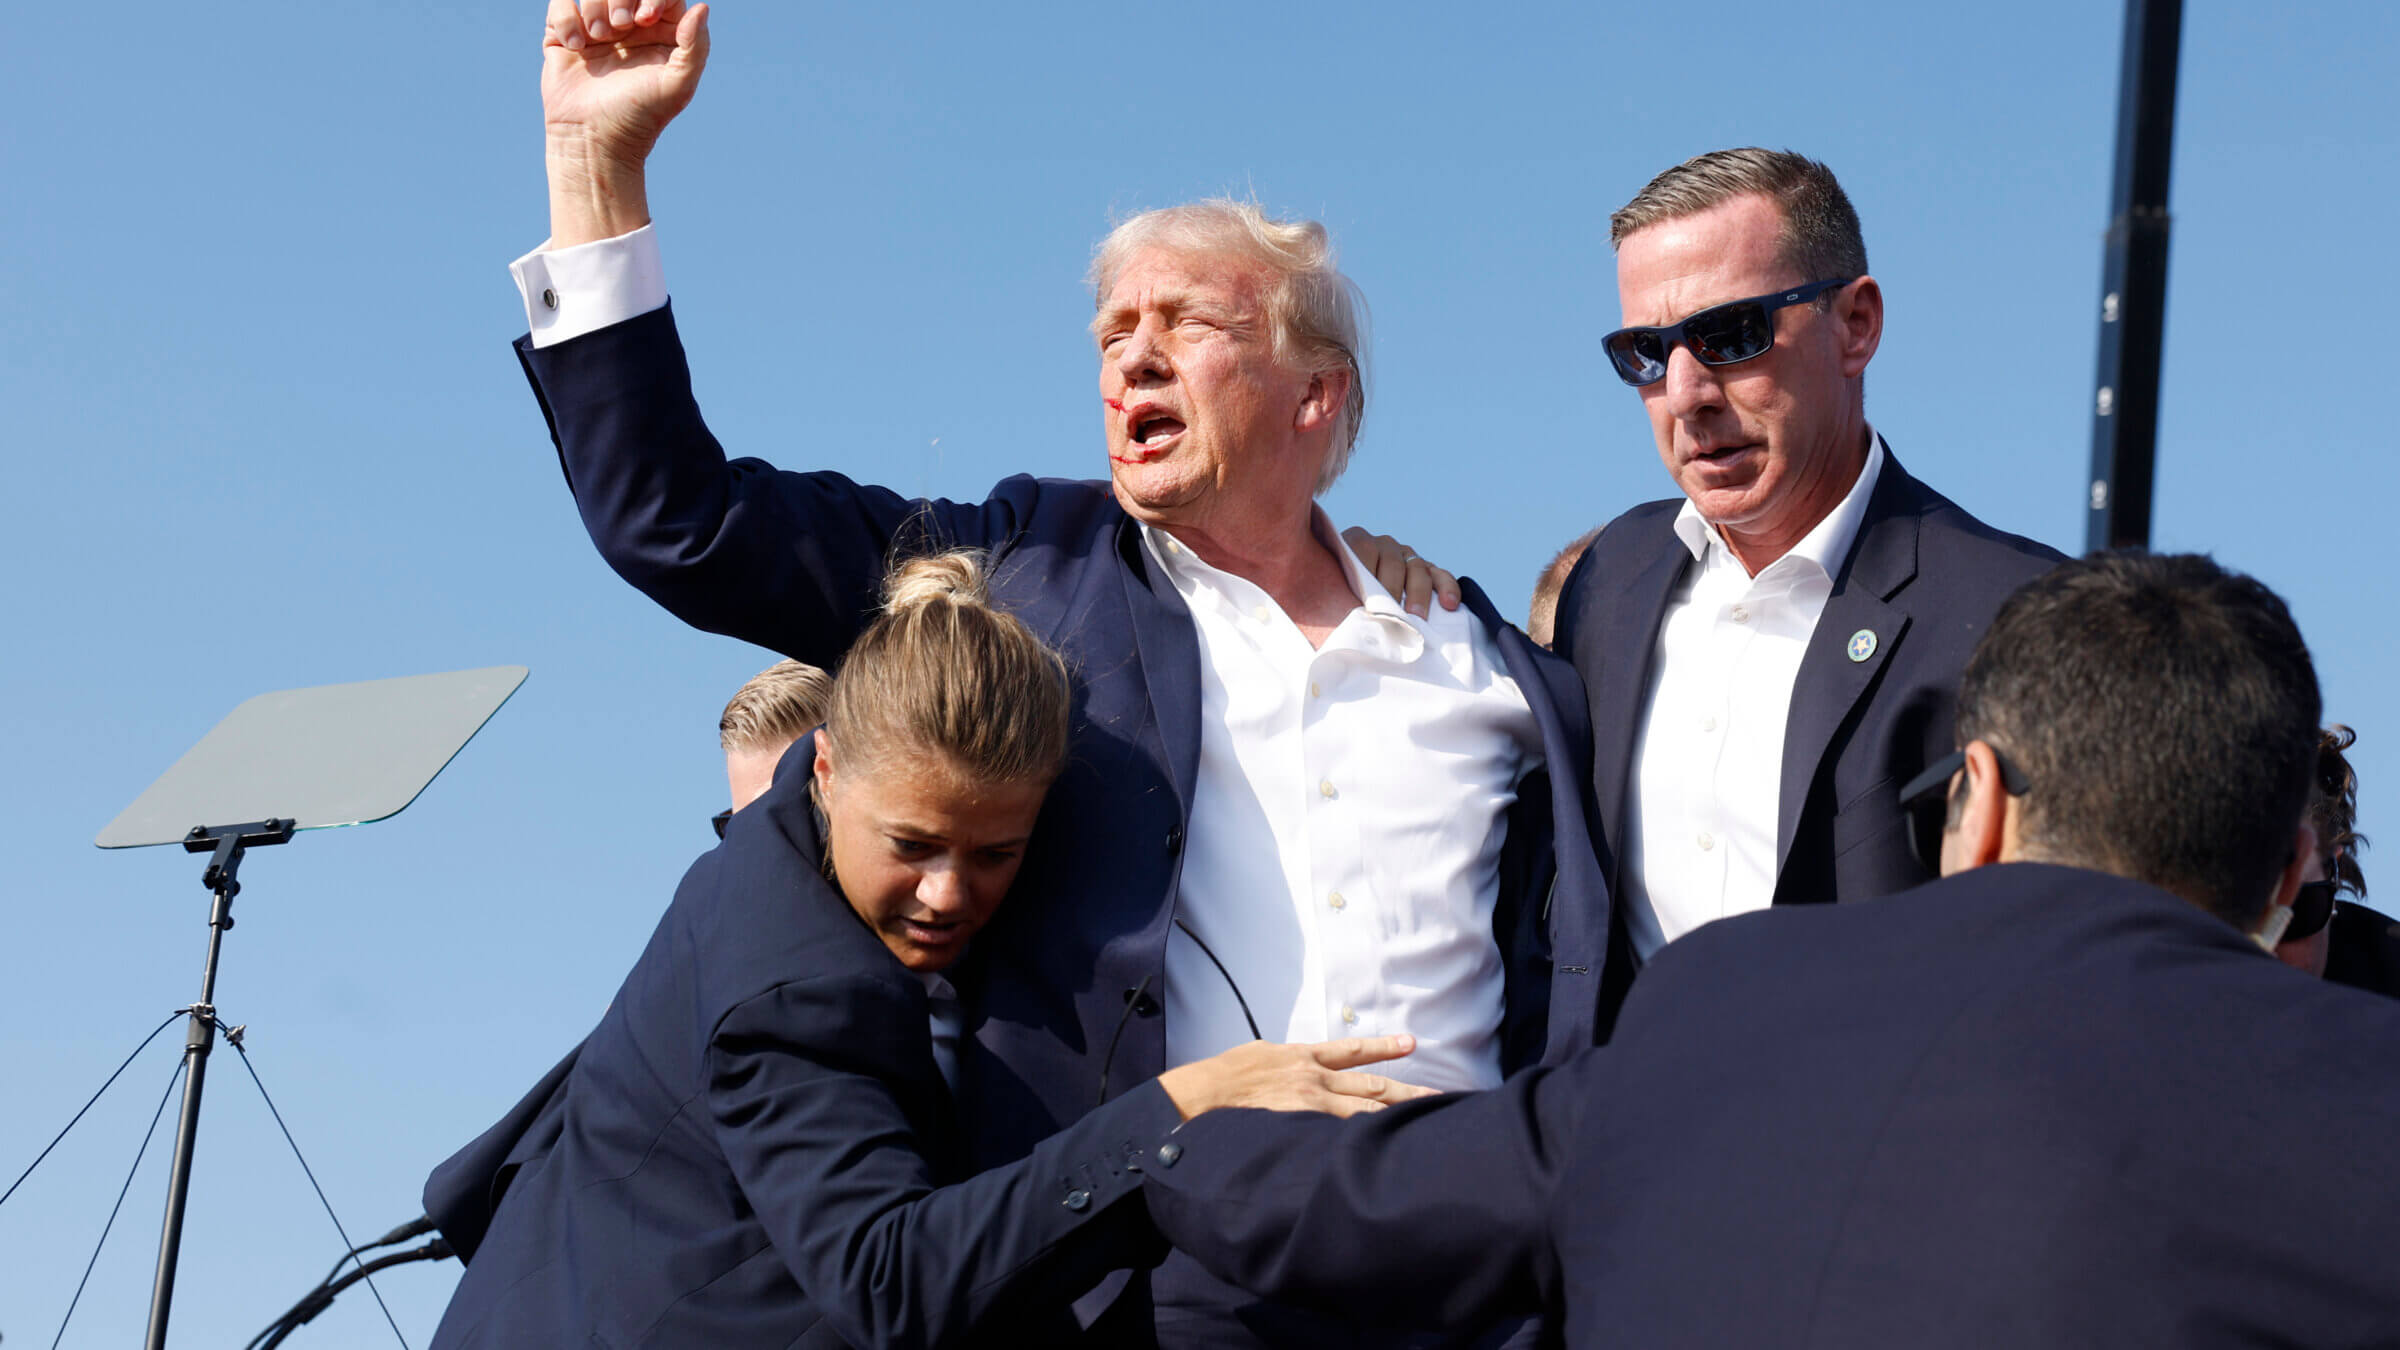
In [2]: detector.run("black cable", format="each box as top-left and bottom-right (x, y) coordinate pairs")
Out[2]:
(0, 1010), (184, 1214)
(250, 1238), (454, 1350)
(50, 1055), (185, 1350)
(319, 1215), (438, 1288)
(1095, 973), (1153, 1107)
(221, 1024), (411, 1349)
(1173, 918), (1262, 1041)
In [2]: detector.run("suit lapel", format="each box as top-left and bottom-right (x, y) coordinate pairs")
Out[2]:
(1115, 518), (1202, 818)
(1773, 455), (1922, 885)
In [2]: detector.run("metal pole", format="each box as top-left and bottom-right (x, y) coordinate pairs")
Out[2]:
(2084, 0), (2185, 553)
(144, 877), (234, 1350)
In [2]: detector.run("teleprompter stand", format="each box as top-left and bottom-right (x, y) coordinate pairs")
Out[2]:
(96, 665), (527, 1350)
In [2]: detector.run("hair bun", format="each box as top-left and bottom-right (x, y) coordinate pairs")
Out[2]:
(882, 550), (991, 614)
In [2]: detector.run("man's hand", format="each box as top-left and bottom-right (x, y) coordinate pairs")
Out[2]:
(1156, 1035), (1438, 1120)
(541, 0), (712, 247)
(1343, 528), (1462, 618)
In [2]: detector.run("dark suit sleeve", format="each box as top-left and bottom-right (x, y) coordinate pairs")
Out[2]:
(517, 305), (1033, 667)
(1141, 1062), (1587, 1329)
(707, 973), (1181, 1350)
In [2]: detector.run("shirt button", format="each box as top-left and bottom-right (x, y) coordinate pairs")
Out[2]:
(1730, 605), (1750, 624)
(1063, 1188), (1092, 1212)
(1157, 1141), (1183, 1167)
(1340, 1005), (1358, 1025)
(1328, 891), (1347, 911)
(1701, 715), (1718, 733)
(1697, 831), (1715, 852)
(1310, 681), (1322, 698)
(1166, 537), (1182, 554)
(1253, 604), (1275, 624)
(1319, 779), (1337, 799)
(540, 287), (559, 311)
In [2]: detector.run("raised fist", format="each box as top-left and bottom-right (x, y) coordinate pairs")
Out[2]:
(541, 0), (711, 168)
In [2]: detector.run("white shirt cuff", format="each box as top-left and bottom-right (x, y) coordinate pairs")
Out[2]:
(510, 224), (667, 348)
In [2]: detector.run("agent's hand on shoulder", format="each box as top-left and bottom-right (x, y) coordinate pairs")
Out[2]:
(1157, 1035), (1437, 1120)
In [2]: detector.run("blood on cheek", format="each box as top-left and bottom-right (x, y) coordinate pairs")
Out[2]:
(1104, 398), (1125, 412)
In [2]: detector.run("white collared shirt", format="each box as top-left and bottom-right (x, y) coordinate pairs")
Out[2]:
(512, 230), (1542, 1092)
(1620, 437), (1885, 960)
(1145, 518), (1541, 1093)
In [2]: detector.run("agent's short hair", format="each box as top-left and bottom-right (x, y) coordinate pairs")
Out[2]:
(1089, 199), (1370, 493)
(720, 659), (834, 754)
(1954, 553), (2322, 929)
(821, 551), (1071, 789)
(2314, 725), (2370, 900)
(1609, 147), (1868, 285)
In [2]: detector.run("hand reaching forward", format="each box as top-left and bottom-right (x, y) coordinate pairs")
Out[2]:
(541, 0), (710, 242)
(1156, 1035), (1438, 1121)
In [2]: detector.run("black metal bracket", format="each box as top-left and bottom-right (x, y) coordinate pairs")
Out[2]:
(182, 818), (295, 909)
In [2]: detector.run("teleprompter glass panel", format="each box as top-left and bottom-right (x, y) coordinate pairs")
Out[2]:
(96, 665), (528, 849)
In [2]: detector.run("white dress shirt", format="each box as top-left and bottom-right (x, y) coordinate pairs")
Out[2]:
(1620, 437), (1885, 960)
(513, 229), (1542, 1093)
(1145, 520), (1540, 1093)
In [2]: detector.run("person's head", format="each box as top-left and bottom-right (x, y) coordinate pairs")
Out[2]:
(2277, 725), (2371, 976)
(720, 658), (834, 814)
(1527, 527), (1601, 649)
(1938, 553), (2322, 942)
(1607, 149), (1883, 572)
(811, 552), (1073, 972)
(1088, 200), (1367, 533)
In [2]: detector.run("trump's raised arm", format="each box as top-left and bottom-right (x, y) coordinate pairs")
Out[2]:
(539, 0), (710, 248)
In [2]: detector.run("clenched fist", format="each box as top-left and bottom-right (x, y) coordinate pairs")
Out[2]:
(540, 0), (712, 246)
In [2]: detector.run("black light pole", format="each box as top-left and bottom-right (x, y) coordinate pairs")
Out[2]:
(2084, 0), (2185, 552)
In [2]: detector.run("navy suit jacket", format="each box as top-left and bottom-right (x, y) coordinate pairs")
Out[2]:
(515, 304), (1612, 1172)
(1141, 863), (2400, 1347)
(1553, 451), (2062, 1030)
(430, 739), (1181, 1350)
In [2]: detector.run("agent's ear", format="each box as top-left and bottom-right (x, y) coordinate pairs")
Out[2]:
(1939, 739), (2011, 875)
(1836, 275), (1883, 378)
(812, 732), (840, 803)
(2253, 820), (2319, 950)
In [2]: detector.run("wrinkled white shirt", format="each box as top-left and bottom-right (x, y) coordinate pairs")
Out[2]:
(1144, 520), (1540, 1092)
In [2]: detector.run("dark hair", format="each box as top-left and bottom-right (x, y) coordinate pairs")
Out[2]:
(1954, 553), (2321, 928)
(822, 551), (1072, 788)
(2313, 725), (2370, 900)
(1609, 148), (1868, 284)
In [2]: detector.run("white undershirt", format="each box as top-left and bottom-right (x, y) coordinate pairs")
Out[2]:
(1144, 520), (1539, 1093)
(512, 229), (1541, 1094)
(1619, 436), (1884, 960)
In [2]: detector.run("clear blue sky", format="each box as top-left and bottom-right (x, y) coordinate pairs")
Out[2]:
(6, 2), (2395, 1342)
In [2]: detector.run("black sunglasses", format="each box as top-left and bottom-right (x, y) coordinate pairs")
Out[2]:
(1603, 277), (1855, 387)
(2288, 877), (2340, 942)
(1900, 746), (2032, 875)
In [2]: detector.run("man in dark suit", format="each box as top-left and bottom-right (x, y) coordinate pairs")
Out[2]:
(1141, 553), (2400, 1347)
(490, 4), (1606, 1342)
(1551, 149), (2062, 1026)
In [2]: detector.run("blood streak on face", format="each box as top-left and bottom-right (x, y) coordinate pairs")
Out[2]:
(1104, 398), (1125, 411)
